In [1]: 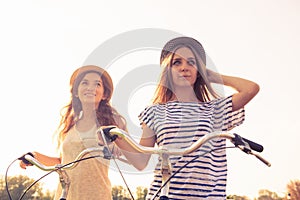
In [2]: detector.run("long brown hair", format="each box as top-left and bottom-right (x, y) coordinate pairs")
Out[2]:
(152, 37), (220, 104)
(55, 65), (122, 148)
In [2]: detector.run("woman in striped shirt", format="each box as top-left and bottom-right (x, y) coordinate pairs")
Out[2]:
(115, 36), (259, 199)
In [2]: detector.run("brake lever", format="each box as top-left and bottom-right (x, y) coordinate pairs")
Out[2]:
(232, 134), (252, 154)
(232, 134), (271, 167)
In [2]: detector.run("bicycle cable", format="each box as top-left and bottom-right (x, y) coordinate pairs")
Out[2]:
(17, 155), (101, 200)
(105, 144), (135, 200)
(5, 158), (18, 200)
(151, 146), (237, 200)
(100, 128), (136, 200)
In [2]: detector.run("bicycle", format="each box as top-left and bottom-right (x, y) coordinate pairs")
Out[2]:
(14, 127), (270, 200)
(101, 126), (271, 200)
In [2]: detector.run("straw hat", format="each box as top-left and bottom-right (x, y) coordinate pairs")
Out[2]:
(69, 65), (113, 90)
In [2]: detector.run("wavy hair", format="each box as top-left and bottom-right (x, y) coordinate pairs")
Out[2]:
(55, 66), (123, 149)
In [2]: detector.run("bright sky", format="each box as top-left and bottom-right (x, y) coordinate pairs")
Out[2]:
(1, 0), (300, 199)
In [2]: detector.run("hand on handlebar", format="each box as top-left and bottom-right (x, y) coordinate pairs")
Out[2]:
(18, 152), (34, 169)
(101, 126), (126, 154)
(98, 125), (120, 142)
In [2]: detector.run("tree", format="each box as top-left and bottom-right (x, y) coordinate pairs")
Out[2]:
(112, 185), (132, 200)
(136, 186), (148, 200)
(256, 189), (282, 200)
(286, 179), (300, 200)
(0, 175), (54, 200)
(112, 185), (148, 200)
(227, 194), (250, 200)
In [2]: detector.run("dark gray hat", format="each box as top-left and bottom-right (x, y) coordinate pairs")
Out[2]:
(160, 36), (206, 66)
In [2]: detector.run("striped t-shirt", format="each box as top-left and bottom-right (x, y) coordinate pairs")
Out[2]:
(138, 95), (245, 200)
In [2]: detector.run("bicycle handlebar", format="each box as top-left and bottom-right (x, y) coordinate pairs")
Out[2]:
(24, 128), (270, 170)
(101, 127), (271, 167)
(20, 143), (129, 200)
(24, 146), (110, 171)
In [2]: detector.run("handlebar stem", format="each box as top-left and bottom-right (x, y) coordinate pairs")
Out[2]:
(160, 152), (172, 197)
(56, 167), (70, 200)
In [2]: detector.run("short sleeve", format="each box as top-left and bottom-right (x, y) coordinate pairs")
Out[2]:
(216, 95), (245, 131)
(138, 105), (156, 131)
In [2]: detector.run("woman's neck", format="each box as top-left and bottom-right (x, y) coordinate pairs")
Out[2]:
(76, 106), (97, 131)
(81, 104), (97, 117)
(171, 86), (199, 102)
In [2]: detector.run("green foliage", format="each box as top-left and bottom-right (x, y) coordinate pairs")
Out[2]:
(112, 185), (148, 200)
(0, 175), (54, 200)
(255, 189), (283, 200)
(112, 185), (132, 200)
(227, 194), (250, 200)
(135, 186), (148, 200)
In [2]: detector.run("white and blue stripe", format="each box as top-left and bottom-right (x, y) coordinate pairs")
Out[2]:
(139, 95), (245, 200)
